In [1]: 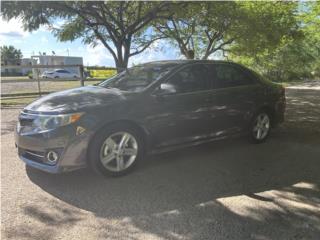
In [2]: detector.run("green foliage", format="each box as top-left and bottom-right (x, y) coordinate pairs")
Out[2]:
(232, 39), (318, 82)
(301, 1), (320, 40)
(230, 2), (300, 56)
(27, 70), (33, 79)
(154, 2), (300, 60)
(230, 2), (320, 82)
(1, 45), (23, 65)
(154, 2), (239, 59)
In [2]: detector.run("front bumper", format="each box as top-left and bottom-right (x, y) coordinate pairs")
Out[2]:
(15, 123), (92, 173)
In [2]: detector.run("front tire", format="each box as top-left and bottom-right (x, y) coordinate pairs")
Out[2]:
(88, 124), (144, 177)
(249, 111), (271, 144)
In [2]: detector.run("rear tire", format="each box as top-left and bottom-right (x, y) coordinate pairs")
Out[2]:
(88, 124), (144, 177)
(249, 111), (271, 144)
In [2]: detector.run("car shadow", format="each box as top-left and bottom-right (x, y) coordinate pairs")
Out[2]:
(24, 132), (320, 239)
(26, 132), (320, 217)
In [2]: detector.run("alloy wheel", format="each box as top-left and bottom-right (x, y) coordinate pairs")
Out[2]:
(99, 131), (138, 172)
(253, 113), (270, 140)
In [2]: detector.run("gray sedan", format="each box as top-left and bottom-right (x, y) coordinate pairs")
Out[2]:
(15, 60), (285, 176)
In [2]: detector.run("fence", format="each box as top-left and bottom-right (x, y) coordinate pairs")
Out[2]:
(1, 64), (110, 101)
(1, 65), (84, 96)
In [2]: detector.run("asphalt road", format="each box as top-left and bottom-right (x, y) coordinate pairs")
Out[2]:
(1, 82), (320, 240)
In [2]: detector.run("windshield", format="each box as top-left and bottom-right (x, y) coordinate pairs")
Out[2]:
(98, 63), (177, 92)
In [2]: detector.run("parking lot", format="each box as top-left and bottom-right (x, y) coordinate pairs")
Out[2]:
(1, 82), (320, 240)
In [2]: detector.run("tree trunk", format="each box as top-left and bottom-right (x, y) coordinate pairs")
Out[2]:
(115, 44), (129, 73)
(183, 49), (195, 59)
(188, 51), (195, 59)
(202, 54), (209, 60)
(115, 60), (127, 73)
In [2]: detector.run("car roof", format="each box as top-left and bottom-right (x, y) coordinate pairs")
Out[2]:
(140, 59), (234, 67)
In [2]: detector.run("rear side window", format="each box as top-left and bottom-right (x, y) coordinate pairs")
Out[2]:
(214, 64), (254, 89)
(56, 70), (69, 73)
(167, 64), (210, 93)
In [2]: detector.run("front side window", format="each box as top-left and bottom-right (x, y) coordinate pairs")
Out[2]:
(99, 64), (177, 92)
(167, 64), (210, 94)
(214, 64), (254, 88)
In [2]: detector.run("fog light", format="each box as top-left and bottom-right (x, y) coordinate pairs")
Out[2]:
(46, 151), (59, 164)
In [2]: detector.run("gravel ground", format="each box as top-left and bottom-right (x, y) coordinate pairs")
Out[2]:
(1, 82), (320, 240)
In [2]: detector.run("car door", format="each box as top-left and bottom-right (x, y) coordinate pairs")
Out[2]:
(64, 70), (73, 78)
(61, 70), (70, 78)
(146, 64), (214, 147)
(208, 63), (262, 136)
(54, 70), (62, 78)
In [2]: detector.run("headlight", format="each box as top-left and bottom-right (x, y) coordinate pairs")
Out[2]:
(32, 112), (83, 132)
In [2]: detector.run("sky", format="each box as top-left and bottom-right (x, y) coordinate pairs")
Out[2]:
(0, 17), (179, 67)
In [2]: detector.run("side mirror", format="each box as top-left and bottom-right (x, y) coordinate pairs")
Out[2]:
(156, 83), (177, 95)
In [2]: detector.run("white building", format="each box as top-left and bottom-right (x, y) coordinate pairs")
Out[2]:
(1, 58), (36, 75)
(21, 58), (37, 75)
(1, 55), (83, 76)
(31, 55), (83, 76)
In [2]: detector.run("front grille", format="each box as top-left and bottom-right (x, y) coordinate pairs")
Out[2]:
(19, 148), (45, 164)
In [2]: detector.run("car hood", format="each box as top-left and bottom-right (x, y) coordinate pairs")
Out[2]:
(24, 86), (129, 113)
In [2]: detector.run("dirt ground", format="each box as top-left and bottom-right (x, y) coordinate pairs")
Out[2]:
(1, 81), (320, 240)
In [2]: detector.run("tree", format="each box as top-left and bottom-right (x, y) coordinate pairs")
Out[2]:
(0, 45), (23, 65)
(154, 2), (300, 60)
(1, 1), (174, 72)
(229, 1), (300, 56)
(154, 2), (238, 59)
(300, 1), (320, 77)
(229, 2), (320, 81)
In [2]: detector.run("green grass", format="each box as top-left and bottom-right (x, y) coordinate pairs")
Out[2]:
(1, 96), (37, 107)
(1, 76), (30, 81)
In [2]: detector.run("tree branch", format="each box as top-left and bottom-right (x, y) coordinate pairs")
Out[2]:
(129, 36), (165, 57)
(203, 38), (235, 59)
